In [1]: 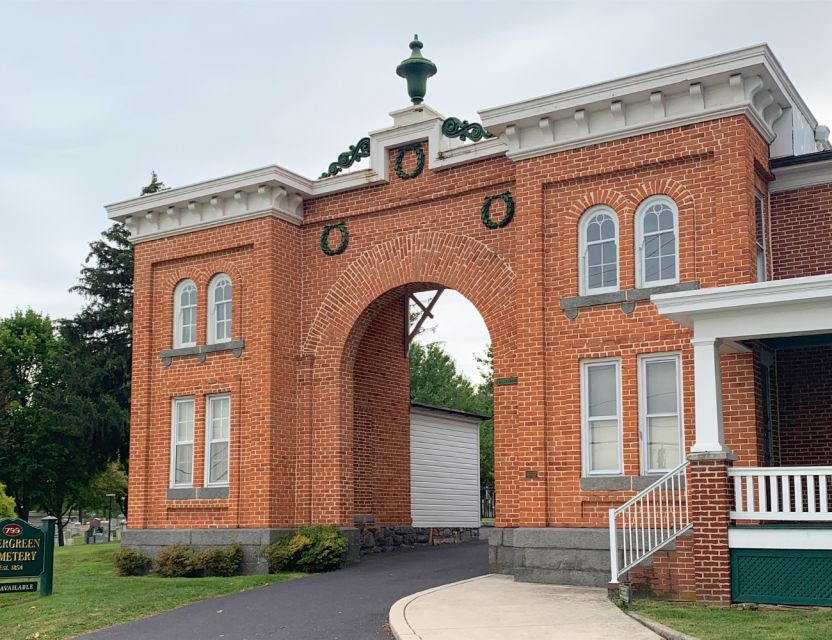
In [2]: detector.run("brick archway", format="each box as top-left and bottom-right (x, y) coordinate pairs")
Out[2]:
(296, 231), (518, 526)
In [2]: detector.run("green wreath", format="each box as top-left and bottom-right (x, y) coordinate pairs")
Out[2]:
(395, 143), (425, 180)
(320, 222), (349, 256)
(481, 192), (515, 229)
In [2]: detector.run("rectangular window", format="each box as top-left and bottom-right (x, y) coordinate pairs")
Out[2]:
(205, 394), (231, 486)
(640, 354), (683, 473)
(171, 398), (194, 487)
(755, 194), (767, 282)
(582, 360), (622, 475)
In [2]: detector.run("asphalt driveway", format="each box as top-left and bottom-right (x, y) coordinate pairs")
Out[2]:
(80, 540), (488, 640)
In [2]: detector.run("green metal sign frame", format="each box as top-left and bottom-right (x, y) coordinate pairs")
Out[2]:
(0, 517), (55, 596)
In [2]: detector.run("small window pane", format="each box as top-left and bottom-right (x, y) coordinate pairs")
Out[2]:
(590, 420), (619, 471)
(645, 257), (661, 282)
(646, 360), (677, 414)
(588, 243), (603, 264)
(644, 235), (660, 259)
(209, 442), (229, 484)
(588, 365), (616, 417)
(644, 212), (658, 234)
(647, 416), (681, 470)
(587, 222), (601, 242)
(659, 232), (675, 256)
(600, 218), (615, 239)
(175, 444), (193, 485)
(658, 207), (674, 230)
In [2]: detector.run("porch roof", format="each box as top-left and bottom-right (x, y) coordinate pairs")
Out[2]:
(652, 274), (832, 348)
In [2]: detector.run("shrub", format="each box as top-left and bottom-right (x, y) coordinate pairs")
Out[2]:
(200, 543), (243, 577)
(113, 548), (151, 576)
(264, 525), (348, 573)
(152, 543), (202, 577)
(265, 536), (294, 573)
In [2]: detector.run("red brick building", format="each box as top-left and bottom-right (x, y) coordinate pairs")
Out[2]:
(107, 42), (832, 604)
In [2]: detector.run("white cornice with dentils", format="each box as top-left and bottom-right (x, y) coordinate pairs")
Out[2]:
(478, 44), (818, 163)
(107, 44), (823, 244)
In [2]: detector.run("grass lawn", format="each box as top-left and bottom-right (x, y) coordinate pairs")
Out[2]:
(0, 542), (300, 640)
(635, 600), (832, 640)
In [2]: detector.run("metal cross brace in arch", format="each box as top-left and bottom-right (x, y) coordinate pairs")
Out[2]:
(406, 288), (445, 354)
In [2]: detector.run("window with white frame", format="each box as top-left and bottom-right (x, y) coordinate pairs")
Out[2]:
(205, 394), (231, 486)
(208, 274), (232, 344)
(755, 194), (767, 282)
(635, 196), (679, 288)
(171, 397), (195, 487)
(173, 280), (198, 348)
(581, 359), (622, 475)
(579, 206), (619, 295)
(639, 354), (683, 473)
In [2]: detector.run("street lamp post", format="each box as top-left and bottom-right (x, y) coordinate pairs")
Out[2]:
(105, 493), (116, 543)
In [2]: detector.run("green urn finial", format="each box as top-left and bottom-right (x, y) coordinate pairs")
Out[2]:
(396, 34), (437, 105)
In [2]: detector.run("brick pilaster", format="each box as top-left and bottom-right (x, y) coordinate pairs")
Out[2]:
(687, 452), (736, 603)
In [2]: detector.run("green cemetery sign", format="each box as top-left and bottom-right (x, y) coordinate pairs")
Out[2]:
(0, 517), (56, 596)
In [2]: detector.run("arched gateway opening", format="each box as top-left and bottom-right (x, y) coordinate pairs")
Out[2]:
(298, 232), (517, 538)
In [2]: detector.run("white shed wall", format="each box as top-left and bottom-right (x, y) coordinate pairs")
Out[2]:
(410, 407), (481, 528)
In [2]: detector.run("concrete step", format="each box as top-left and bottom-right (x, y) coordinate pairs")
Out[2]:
(522, 547), (611, 573)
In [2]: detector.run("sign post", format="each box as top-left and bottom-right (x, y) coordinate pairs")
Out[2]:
(40, 517), (56, 596)
(0, 517), (54, 597)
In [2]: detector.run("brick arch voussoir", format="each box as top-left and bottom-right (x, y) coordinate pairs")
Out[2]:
(569, 188), (631, 220)
(163, 266), (211, 296)
(632, 178), (696, 210)
(303, 231), (516, 358)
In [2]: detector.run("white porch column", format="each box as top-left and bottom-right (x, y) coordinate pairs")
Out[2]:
(690, 337), (731, 454)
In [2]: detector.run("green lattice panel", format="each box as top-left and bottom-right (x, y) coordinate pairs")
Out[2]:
(731, 549), (832, 606)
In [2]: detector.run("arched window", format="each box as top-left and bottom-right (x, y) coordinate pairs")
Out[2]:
(579, 206), (619, 295)
(173, 280), (197, 348)
(208, 274), (232, 344)
(635, 196), (679, 288)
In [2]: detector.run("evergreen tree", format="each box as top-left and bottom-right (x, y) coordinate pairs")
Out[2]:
(409, 341), (494, 483)
(63, 172), (167, 514)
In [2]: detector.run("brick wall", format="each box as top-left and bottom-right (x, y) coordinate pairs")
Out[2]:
(352, 296), (411, 524)
(128, 116), (769, 550)
(774, 346), (832, 466)
(770, 183), (832, 279)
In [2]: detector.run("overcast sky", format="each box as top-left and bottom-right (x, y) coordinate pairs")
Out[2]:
(2, 0), (830, 380)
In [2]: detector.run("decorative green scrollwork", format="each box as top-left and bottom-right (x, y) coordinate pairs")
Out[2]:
(320, 137), (371, 178)
(320, 222), (349, 256)
(442, 117), (495, 142)
(481, 192), (515, 229)
(395, 143), (425, 180)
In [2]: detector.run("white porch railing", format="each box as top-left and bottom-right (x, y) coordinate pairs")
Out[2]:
(609, 460), (691, 583)
(729, 466), (832, 521)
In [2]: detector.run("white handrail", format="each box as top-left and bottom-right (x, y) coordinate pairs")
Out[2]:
(729, 466), (832, 521)
(609, 461), (691, 583)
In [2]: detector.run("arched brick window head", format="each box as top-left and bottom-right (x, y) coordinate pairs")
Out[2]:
(636, 196), (679, 288)
(173, 280), (197, 349)
(579, 206), (619, 295)
(208, 274), (232, 344)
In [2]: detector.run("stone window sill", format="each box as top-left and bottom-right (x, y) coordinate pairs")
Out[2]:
(580, 475), (664, 492)
(166, 486), (229, 500)
(160, 339), (245, 366)
(559, 281), (699, 319)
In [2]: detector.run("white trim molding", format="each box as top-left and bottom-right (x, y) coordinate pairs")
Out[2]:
(652, 273), (832, 344)
(770, 155), (832, 193)
(105, 45), (828, 245)
(729, 527), (832, 550)
(479, 44), (817, 162)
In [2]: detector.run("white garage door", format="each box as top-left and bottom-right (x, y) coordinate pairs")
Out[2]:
(410, 406), (481, 528)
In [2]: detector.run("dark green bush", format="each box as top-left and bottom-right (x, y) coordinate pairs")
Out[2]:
(264, 525), (348, 573)
(112, 548), (151, 576)
(152, 543), (202, 577)
(200, 543), (243, 577)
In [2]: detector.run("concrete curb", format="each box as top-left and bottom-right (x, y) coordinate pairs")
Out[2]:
(628, 611), (701, 640)
(388, 574), (491, 640)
